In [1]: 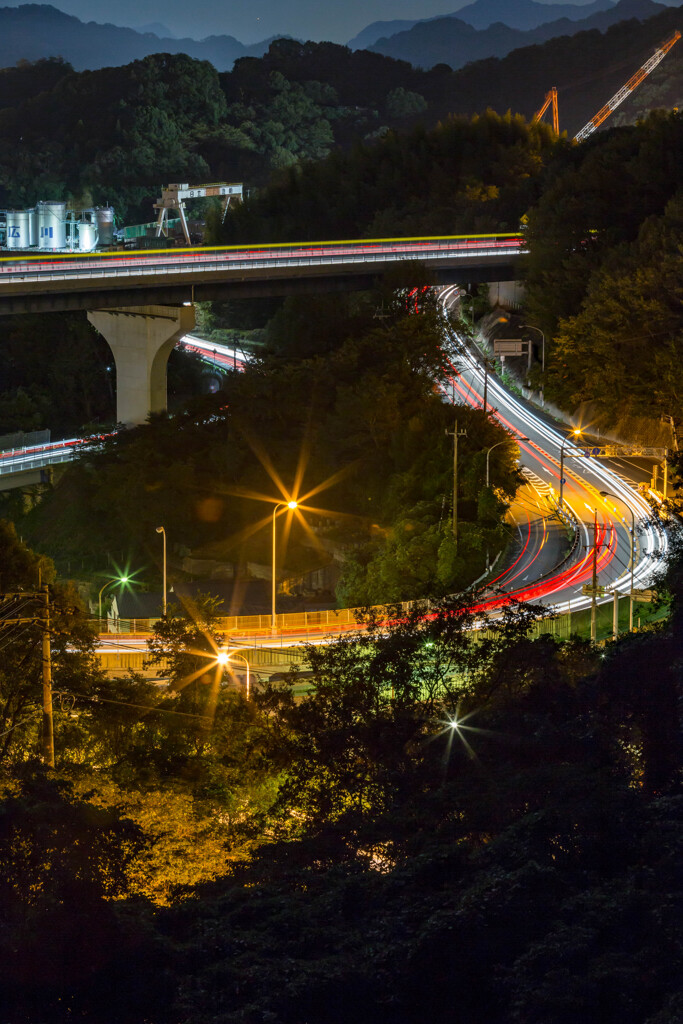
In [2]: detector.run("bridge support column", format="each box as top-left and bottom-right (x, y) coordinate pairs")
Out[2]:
(87, 304), (195, 426)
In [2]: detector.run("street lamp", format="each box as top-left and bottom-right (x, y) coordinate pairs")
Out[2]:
(485, 435), (528, 488)
(521, 324), (545, 373)
(272, 500), (298, 631)
(217, 648), (251, 699)
(98, 575), (129, 624)
(156, 525), (167, 616)
(559, 428), (582, 509)
(600, 490), (636, 632)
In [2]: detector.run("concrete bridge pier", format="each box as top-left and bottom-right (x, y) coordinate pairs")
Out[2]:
(87, 304), (195, 426)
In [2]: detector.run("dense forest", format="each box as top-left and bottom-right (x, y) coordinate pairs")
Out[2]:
(523, 110), (683, 422)
(0, 517), (681, 1023)
(0, 3), (681, 218)
(218, 110), (557, 241)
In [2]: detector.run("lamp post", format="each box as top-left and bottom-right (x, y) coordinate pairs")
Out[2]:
(600, 490), (636, 632)
(483, 434), (527, 572)
(559, 428), (582, 509)
(521, 324), (545, 373)
(272, 500), (298, 631)
(485, 435), (528, 488)
(98, 575), (128, 624)
(218, 649), (251, 699)
(482, 356), (494, 414)
(156, 525), (167, 616)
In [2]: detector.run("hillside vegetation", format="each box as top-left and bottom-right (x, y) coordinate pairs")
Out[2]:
(1, 516), (681, 1023)
(0, 4), (681, 218)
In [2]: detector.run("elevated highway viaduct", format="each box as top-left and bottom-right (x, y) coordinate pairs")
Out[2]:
(0, 235), (523, 425)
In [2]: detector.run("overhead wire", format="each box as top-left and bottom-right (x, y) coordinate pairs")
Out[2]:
(0, 706), (40, 738)
(55, 689), (210, 721)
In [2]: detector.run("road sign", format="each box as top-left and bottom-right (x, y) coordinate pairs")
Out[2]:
(494, 339), (528, 356)
(579, 445), (667, 459)
(581, 584), (608, 597)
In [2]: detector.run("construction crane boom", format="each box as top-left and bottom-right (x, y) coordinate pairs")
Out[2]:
(533, 87), (559, 134)
(574, 30), (681, 143)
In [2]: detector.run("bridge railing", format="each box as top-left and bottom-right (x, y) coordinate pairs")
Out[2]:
(107, 603), (408, 638)
(105, 598), (577, 642)
(0, 441), (82, 475)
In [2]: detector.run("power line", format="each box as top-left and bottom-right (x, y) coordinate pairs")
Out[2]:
(55, 690), (208, 721)
(0, 706), (40, 738)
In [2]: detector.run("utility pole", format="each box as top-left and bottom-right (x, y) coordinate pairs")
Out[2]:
(0, 587), (54, 767)
(41, 584), (54, 768)
(482, 356), (494, 414)
(446, 421), (467, 545)
(591, 509), (599, 643)
(599, 489), (636, 633)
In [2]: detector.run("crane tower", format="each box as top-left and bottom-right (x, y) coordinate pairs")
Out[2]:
(534, 87), (559, 134)
(574, 31), (681, 142)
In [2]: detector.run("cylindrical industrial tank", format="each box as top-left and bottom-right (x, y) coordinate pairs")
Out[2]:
(36, 201), (67, 249)
(5, 210), (30, 249)
(27, 208), (38, 247)
(77, 221), (97, 251)
(94, 206), (114, 246)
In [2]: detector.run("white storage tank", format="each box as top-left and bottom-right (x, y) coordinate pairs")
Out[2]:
(5, 209), (30, 248)
(36, 200), (67, 249)
(94, 206), (114, 246)
(27, 208), (38, 247)
(77, 221), (97, 251)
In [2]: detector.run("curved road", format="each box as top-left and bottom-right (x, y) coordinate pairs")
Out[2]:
(94, 301), (671, 667)
(0, 311), (666, 642)
(439, 284), (668, 620)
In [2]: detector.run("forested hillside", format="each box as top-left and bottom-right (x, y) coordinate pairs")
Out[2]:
(218, 110), (558, 242)
(0, 4), (680, 220)
(524, 110), (683, 423)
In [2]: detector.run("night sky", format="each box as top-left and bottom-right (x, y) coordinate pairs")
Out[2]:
(0, 0), (641, 44)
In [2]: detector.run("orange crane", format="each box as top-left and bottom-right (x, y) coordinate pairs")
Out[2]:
(574, 30), (681, 142)
(533, 87), (559, 134)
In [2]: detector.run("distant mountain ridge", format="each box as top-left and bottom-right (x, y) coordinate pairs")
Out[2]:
(0, 4), (278, 71)
(367, 0), (670, 69)
(137, 22), (176, 39)
(347, 0), (615, 49)
(0, 0), (677, 75)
